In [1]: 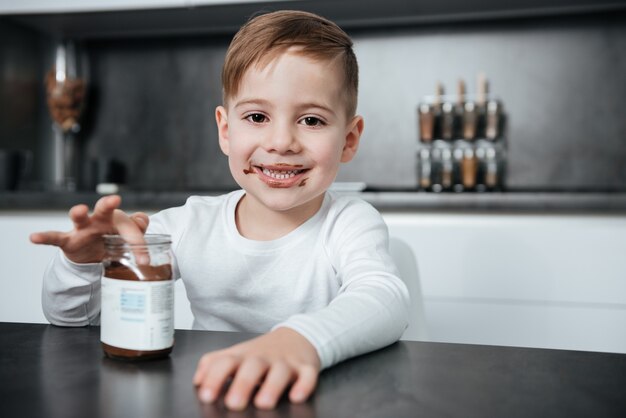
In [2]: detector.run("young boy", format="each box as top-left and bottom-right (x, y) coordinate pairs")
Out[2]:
(30, 10), (410, 411)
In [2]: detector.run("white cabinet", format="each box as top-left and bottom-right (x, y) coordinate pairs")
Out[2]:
(0, 212), (69, 324)
(383, 212), (626, 354)
(2, 210), (625, 354)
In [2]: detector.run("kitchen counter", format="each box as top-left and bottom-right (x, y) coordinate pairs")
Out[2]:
(2, 190), (626, 213)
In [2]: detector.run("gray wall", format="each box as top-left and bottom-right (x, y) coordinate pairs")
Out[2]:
(0, 18), (44, 182)
(83, 36), (233, 191)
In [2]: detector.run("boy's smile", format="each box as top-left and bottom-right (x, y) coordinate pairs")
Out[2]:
(249, 163), (309, 188)
(216, 48), (364, 238)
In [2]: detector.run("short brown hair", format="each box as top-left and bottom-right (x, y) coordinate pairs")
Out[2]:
(222, 10), (359, 116)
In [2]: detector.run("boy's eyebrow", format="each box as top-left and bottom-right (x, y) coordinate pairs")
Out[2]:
(234, 98), (336, 115)
(234, 98), (272, 109)
(294, 102), (336, 115)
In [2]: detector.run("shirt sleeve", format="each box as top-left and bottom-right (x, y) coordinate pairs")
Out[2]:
(41, 249), (103, 326)
(274, 198), (411, 369)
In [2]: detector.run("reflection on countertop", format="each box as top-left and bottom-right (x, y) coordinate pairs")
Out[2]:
(2, 190), (626, 213)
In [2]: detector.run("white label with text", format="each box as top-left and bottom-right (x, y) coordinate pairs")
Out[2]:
(101, 277), (174, 350)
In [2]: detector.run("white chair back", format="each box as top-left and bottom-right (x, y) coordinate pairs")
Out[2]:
(389, 237), (429, 341)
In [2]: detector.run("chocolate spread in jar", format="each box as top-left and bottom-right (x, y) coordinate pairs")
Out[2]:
(101, 234), (174, 361)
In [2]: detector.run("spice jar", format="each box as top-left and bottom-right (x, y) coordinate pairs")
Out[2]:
(101, 234), (174, 360)
(418, 103), (434, 142)
(461, 148), (478, 190)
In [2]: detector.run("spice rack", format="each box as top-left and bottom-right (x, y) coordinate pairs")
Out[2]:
(416, 75), (507, 192)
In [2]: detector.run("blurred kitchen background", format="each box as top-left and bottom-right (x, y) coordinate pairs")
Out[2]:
(2, 0), (626, 195)
(1, 1), (626, 355)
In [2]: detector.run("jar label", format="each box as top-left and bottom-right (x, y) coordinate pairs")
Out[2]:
(101, 277), (174, 351)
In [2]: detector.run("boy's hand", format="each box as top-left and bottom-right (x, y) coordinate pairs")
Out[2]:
(193, 327), (321, 411)
(30, 194), (149, 264)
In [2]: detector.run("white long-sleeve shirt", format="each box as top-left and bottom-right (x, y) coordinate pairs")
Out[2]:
(42, 190), (410, 369)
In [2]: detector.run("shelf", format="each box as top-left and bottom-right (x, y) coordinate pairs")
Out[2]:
(2, 190), (626, 213)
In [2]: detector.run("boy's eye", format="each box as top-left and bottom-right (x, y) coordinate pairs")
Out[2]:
(246, 113), (267, 123)
(301, 116), (325, 127)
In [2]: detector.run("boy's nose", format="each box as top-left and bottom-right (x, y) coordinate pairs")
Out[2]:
(264, 124), (301, 154)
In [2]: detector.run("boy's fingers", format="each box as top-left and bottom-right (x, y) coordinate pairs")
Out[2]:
(93, 194), (121, 219)
(288, 365), (318, 404)
(225, 357), (269, 411)
(197, 355), (240, 405)
(112, 210), (149, 264)
(130, 212), (150, 233)
(68, 204), (90, 229)
(112, 210), (145, 246)
(254, 362), (293, 410)
(30, 231), (68, 248)
(193, 353), (216, 385)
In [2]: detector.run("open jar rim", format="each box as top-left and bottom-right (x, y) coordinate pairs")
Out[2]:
(103, 234), (171, 248)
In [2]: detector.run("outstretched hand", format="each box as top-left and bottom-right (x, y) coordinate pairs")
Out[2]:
(30, 195), (149, 264)
(193, 327), (321, 411)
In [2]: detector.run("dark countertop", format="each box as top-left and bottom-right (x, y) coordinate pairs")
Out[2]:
(1, 322), (625, 418)
(2, 190), (626, 213)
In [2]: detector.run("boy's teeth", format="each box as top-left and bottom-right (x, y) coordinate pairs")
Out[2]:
(262, 168), (302, 179)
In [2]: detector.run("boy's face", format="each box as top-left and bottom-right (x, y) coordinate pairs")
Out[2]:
(216, 49), (363, 216)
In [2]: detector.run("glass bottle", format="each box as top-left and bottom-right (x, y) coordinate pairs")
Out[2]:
(485, 147), (499, 189)
(461, 148), (478, 190)
(418, 148), (432, 190)
(441, 147), (453, 190)
(45, 40), (88, 191)
(101, 234), (174, 360)
(418, 103), (434, 142)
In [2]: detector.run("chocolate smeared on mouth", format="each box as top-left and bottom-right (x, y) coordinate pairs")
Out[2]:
(298, 178), (309, 187)
(243, 164), (254, 175)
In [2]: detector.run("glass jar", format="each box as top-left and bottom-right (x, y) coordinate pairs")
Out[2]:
(101, 234), (174, 360)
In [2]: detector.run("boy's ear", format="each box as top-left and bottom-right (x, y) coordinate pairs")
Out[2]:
(216, 106), (230, 155)
(340, 115), (364, 163)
